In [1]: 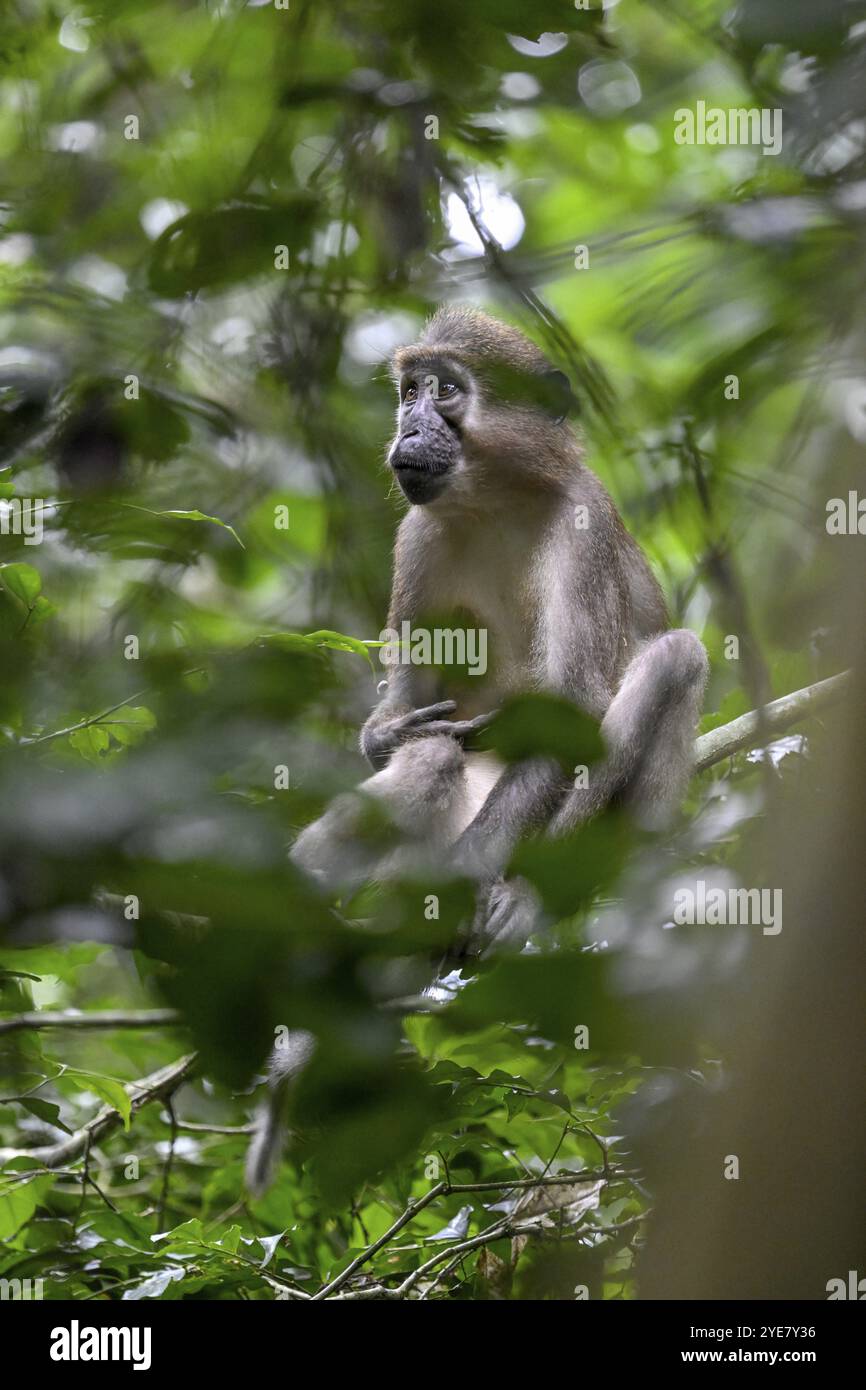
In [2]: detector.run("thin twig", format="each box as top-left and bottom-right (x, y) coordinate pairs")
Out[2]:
(156, 1097), (177, 1229)
(0, 1009), (181, 1036)
(311, 1181), (448, 1300)
(312, 1167), (627, 1300)
(174, 1120), (254, 1136)
(18, 691), (151, 747)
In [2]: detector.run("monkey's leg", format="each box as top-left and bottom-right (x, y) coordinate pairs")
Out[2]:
(463, 631), (707, 958)
(448, 755), (573, 881)
(441, 758), (571, 960)
(291, 733), (472, 890)
(462, 875), (545, 957)
(551, 628), (708, 835)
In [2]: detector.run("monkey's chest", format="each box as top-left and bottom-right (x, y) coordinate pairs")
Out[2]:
(430, 565), (538, 714)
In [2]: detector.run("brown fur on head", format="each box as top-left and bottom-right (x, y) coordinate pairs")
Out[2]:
(388, 307), (579, 507)
(393, 306), (553, 379)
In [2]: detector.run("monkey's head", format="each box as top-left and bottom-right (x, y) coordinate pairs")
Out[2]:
(388, 307), (575, 506)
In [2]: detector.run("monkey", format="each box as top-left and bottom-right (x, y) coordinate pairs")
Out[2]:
(291, 306), (708, 925)
(246, 306), (708, 1193)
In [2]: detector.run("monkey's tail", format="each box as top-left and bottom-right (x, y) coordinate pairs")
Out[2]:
(245, 1086), (288, 1198)
(244, 1029), (316, 1198)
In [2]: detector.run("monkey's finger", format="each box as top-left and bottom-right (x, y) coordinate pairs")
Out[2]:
(405, 700), (457, 725)
(464, 711), (497, 732)
(410, 718), (490, 742)
(451, 715), (498, 742)
(405, 720), (469, 740)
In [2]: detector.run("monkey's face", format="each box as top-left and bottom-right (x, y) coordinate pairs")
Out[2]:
(389, 340), (575, 506)
(388, 365), (469, 505)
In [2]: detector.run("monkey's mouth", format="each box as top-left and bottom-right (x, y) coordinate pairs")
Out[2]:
(390, 438), (455, 503)
(392, 456), (448, 475)
(392, 460), (452, 504)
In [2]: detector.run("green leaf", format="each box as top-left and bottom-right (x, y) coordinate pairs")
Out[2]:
(511, 814), (629, 920)
(154, 1217), (205, 1244)
(68, 725), (111, 763)
(28, 595), (56, 627)
(0, 562), (41, 606)
(480, 693), (604, 768)
(64, 1069), (132, 1129)
(20, 1098), (72, 1133)
(0, 1175), (54, 1240)
(103, 705), (157, 746)
(213, 1224), (243, 1255)
(304, 629), (377, 669)
(122, 505), (244, 549)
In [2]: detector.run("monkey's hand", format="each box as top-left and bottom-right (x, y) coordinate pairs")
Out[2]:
(360, 702), (494, 770)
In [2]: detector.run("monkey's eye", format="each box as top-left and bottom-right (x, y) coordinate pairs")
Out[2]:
(437, 380), (458, 399)
(403, 384), (419, 403)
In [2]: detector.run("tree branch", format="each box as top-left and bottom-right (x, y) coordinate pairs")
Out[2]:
(312, 1167), (627, 1300)
(693, 671), (850, 774)
(0, 1009), (181, 1036)
(0, 1053), (197, 1168)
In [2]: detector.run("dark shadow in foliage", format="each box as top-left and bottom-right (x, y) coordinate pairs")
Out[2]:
(148, 198), (317, 297)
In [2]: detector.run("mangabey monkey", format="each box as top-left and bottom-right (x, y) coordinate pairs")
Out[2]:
(246, 307), (708, 1193)
(292, 307), (707, 924)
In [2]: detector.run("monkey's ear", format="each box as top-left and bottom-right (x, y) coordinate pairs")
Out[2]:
(545, 368), (577, 422)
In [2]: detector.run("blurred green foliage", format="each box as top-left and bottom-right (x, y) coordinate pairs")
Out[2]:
(0, 0), (864, 1300)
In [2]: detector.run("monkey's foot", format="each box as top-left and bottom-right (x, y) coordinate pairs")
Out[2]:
(464, 876), (543, 958)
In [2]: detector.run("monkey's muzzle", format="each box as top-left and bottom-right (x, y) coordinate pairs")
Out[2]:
(390, 428), (456, 504)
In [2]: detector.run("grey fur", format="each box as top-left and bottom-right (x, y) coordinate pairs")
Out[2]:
(245, 1029), (315, 1197)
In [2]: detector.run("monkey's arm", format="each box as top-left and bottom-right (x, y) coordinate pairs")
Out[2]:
(450, 756), (571, 880)
(361, 527), (495, 769)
